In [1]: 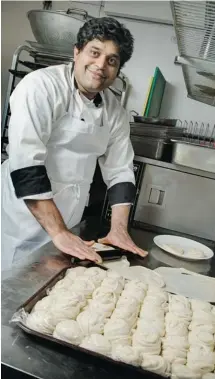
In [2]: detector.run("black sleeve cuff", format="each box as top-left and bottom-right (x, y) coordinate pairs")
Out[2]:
(10, 165), (52, 199)
(108, 182), (136, 206)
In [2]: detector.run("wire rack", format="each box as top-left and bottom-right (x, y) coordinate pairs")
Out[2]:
(182, 120), (215, 148)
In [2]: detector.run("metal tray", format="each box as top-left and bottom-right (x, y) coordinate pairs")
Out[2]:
(171, 139), (215, 174)
(133, 116), (178, 126)
(130, 135), (172, 160)
(130, 123), (185, 139)
(14, 262), (164, 379)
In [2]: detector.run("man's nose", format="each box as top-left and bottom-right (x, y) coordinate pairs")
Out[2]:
(96, 55), (106, 69)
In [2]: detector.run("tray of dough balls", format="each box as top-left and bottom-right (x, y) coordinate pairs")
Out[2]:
(11, 263), (215, 379)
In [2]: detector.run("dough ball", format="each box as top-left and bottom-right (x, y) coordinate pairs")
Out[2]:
(165, 313), (189, 336)
(143, 295), (168, 312)
(186, 247), (205, 259)
(101, 277), (124, 296)
(32, 296), (53, 312)
(50, 276), (74, 292)
(26, 310), (55, 334)
(111, 307), (139, 329)
(132, 329), (161, 355)
(162, 348), (187, 365)
(141, 355), (170, 377)
(161, 244), (184, 255)
(53, 320), (84, 345)
(65, 266), (86, 279)
(71, 276), (96, 298)
(77, 310), (107, 335)
(171, 363), (202, 379)
(107, 270), (124, 281)
(188, 320), (215, 334)
(116, 294), (141, 312)
(80, 334), (111, 356)
(162, 335), (189, 351)
(83, 267), (107, 286)
(168, 294), (192, 321)
(104, 319), (131, 346)
(139, 305), (165, 320)
(191, 299), (212, 313)
(92, 286), (117, 305)
(87, 293), (116, 318)
(187, 345), (215, 375)
(112, 345), (141, 366)
(147, 286), (168, 300)
(188, 330), (214, 350)
(137, 318), (165, 337)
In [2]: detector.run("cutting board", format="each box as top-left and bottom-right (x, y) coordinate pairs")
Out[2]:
(144, 67), (166, 118)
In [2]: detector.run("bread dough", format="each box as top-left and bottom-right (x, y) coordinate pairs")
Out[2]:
(162, 348), (187, 365)
(87, 293), (116, 318)
(116, 294), (141, 312)
(132, 329), (161, 355)
(188, 320), (215, 334)
(77, 310), (107, 335)
(70, 276), (96, 298)
(53, 320), (84, 345)
(49, 295), (81, 323)
(26, 310), (55, 334)
(111, 307), (139, 329)
(104, 319), (131, 346)
(147, 286), (168, 300)
(107, 270), (124, 281)
(191, 299), (212, 313)
(187, 345), (215, 375)
(171, 363), (202, 379)
(188, 330), (214, 350)
(165, 313), (189, 336)
(186, 247), (205, 259)
(65, 266), (86, 279)
(139, 305), (165, 320)
(51, 276), (74, 292)
(168, 294), (192, 321)
(192, 310), (215, 325)
(83, 267), (107, 286)
(137, 318), (165, 337)
(143, 295), (168, 312)
(202, 374), (215, 379)
(32, 296), (53, 312)
(92, 286), (117, 304)
(111, 345), (141, 366)
(161, 244), (184, 256)
(101, 277), (124, 296)
(80, 334), (111, 356)
(141, 355), (170, 377)
(162, 335), (189, 350)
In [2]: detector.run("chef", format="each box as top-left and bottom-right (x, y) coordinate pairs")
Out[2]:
(1, 17), (148, 271)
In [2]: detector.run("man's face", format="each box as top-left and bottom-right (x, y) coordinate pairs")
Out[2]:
(73, 39), (120, 97)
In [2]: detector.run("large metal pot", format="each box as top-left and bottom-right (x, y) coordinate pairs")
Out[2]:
(27, 9), (91, 52)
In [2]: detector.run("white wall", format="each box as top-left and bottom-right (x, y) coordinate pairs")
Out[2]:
(1, 1), (215, 127)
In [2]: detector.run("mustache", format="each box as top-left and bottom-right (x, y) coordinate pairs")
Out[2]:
(87, 66), (106, 78)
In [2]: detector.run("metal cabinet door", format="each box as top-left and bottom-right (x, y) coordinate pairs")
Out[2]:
(134, 164), (215, 241)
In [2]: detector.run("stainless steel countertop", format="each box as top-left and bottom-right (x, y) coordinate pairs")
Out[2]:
(2, 218), (215, 379)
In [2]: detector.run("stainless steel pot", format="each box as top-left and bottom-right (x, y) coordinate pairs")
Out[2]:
(27, 9), (92, 52)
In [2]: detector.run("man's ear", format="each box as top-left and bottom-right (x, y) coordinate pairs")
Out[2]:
(73, 46), (80, 61)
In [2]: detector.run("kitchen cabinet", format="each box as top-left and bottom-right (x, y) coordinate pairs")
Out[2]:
(104, 1), (173, 25)
(134, 164), (215, 241)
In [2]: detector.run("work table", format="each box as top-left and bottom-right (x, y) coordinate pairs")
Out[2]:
(2, 217), (215, 379)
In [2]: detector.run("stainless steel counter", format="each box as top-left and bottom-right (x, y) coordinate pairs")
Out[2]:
(2, 218), (215, 379)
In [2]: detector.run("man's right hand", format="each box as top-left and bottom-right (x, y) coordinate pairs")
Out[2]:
(53, 230), (102, 264)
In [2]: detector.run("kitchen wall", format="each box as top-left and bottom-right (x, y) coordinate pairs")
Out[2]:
(1, 1), (215, 128)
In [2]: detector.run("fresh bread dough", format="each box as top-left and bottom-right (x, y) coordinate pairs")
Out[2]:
(92, 286), (117, 304)
(50, 276), (74, 292)
(26, 310), (55, 334)
(141, 355), (170, 377)
(143, 295), (168, 312)
(49, 297), (81, 323)
(101, 277), (124, 296)
(132, 329), (161, 355)
(32, 296), (53, 312)
(111, 307), (139, 329)
(171, 363), (202, 379)
(53, 320), (84, 345)
(161, 244), (184, 256)
(192, 310), (215, 325)
(162, 335), (189, 351)
(191, 299), (212, 313)
(137, 318), (165, 337)
(87, 293), (116, 318)
(65, 266), (86, 279)
(168, 294), (192, 321)
(80, 334), (111, 356)
(162, 348), (187, 365)
(188, 330), (214, 350)
(77, 310), (108, 335)
(165, 313), (189, 336)
(70, 276), (96, 298)
(83, 267), (107, 286)
(147, 286), (168, 300)
(116, 294), (140, 312)
(187, 345), (215, 375)
(139, 305), (165, 320)
(104, 319), (131, 346)
(188, 320), (215, 334)
(186, 247), (205, 259)
(111, 345), (141, 366)
(202, 374), (215, 379)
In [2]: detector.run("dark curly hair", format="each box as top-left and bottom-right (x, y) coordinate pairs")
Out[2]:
(75, 17), (134, 70)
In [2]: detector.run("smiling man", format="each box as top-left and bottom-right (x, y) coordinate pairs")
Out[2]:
(1, 17), (148, 271)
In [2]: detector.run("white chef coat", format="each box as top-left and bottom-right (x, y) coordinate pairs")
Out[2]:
(1, 62), (135, 270)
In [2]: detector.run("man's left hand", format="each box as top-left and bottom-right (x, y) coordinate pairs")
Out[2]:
(98, 227), (148, 258)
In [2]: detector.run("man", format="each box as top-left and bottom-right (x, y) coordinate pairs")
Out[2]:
(1, 17), (147, 271)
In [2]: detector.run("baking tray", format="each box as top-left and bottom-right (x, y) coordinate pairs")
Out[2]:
(12, 262), (164, 379)
(130, 123), (185, 139)
(133, 116), (178, 126)
(130, 135), (172, 160)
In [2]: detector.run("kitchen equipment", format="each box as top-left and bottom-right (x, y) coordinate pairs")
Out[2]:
(133, 116), (178, 126)
(130, 123), (185, 139)
(27, 9), (92, 52)
(154, 235), (214, 261)
(11, 264), (163, 379)
(171, 1), (215, 106)
(144, 67), (166, 117)
(130, 136), (171, 160)
(171, 140), (215, 173)
(133, 156), (215, 241)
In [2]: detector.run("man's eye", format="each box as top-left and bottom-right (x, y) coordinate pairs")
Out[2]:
(91, 50), (99, 57)
(109, 58), (117, 66)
